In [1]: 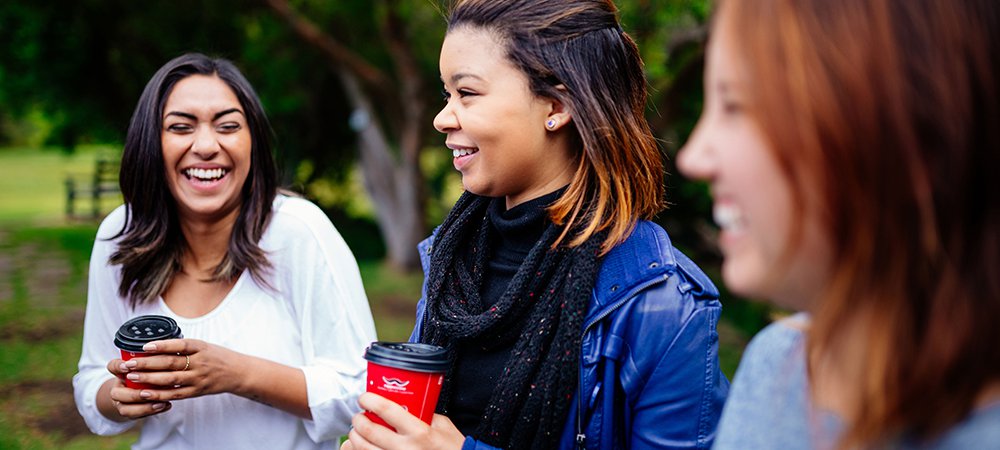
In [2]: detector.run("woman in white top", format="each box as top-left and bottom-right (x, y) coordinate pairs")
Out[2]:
(73, 53), (377, 449)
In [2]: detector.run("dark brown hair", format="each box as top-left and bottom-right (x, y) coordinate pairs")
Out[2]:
(717, 0), (1000, 446)
(448, 0), (664, 254)
(111, 53), (278, 305)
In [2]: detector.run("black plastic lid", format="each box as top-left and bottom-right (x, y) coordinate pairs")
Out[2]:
(113, 315), (183, 352)
(364, 342), (450, 373)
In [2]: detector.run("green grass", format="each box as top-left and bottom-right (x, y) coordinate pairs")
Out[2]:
(0, 146), (123, 226)
(358, 261), (424, 342)
(0, 220), (140, 449)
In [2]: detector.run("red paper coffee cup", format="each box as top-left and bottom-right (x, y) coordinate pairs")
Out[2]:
(363, 342), (449, 429)
(113, 315), (183, 390)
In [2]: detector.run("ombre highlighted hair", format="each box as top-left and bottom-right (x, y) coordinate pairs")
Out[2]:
(447, 0), (664, 254)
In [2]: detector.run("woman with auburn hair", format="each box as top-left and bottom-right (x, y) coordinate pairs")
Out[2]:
(344, 0), (728, 449)
(73, 53), (376, 448)
(679, 0), (1000, 448)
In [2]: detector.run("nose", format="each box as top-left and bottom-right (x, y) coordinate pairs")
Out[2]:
(676, 117), (714, 181)
(433, 100), (458, 134)
(191, 124), (220, 160)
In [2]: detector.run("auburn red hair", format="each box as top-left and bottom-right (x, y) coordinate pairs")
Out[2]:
(717, 0), (1000, 446)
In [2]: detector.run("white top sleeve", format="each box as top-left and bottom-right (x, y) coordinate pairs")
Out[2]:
(72, 205), (137, 435)
(273, 197), (378, 441)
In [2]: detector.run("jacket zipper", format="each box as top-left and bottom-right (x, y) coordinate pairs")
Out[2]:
(575, 273), (670, 449)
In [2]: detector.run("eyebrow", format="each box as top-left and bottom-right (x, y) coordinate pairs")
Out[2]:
(443, 73), (486, 84)
(163, 108), (245, 121)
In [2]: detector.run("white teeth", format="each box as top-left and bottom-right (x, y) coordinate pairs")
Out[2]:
(185, 168), (228, 181)
(713, 204), (746, 232)
(452, 148), (478, 157)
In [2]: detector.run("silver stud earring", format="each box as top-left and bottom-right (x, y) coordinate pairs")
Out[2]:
(546, 119), (557, 130)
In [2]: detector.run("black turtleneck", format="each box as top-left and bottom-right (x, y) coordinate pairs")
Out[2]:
(448, 189), (561, 435)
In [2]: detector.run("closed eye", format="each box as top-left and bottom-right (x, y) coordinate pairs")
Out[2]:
(217, 122), (242, 133)
(166, 123), (193, 133)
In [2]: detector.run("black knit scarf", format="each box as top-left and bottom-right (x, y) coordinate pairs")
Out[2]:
(421, 191), (606, 449)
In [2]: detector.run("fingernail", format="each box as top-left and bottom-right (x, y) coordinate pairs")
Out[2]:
(142, 343), (157, 351)
(126, 373), (140, 381)
(125, 360), (138, 368)
(119, 363), (129, 372)
(139, 390), (152, 399)
(152, 403), (166, 411)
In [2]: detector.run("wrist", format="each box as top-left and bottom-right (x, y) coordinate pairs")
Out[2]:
(228, 351), (256, 398)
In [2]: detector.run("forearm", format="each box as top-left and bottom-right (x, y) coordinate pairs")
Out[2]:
(234, 353), (312, 419)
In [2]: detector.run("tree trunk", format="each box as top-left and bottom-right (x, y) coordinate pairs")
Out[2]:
(264, 0), (427, 271)
(339, 70), (425, 271)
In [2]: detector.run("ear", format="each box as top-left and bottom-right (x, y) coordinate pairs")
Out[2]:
(544, 85), (573, 131)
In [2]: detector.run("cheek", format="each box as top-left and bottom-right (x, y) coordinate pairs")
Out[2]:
(160, 137), (185, 164)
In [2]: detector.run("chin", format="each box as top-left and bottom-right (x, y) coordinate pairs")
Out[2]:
(460, 180), (490, 197)
(722, 261), (770, 303)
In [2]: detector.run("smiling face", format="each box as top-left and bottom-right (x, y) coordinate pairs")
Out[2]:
(677, 17), (832, 310)
(161, 74), (251, 224)
(434, 26), (575, 208)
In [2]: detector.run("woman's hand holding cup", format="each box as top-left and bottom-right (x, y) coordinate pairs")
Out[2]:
(120, 338), (243, 402)
(103, 360), (172, 420)
(343, 342), (463, 449)
(343, 392), (465, 450)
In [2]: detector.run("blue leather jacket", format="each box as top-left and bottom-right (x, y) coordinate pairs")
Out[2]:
(410, 221), (729, 449)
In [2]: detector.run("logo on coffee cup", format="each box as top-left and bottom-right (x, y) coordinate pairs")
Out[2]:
(381, 376), (411, 391)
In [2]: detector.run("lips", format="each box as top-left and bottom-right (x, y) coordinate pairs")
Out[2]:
(447, 143), (479, 171)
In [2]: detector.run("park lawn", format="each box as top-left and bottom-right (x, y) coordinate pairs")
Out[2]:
(0, 223), (139, 449)
(0, 146), (123, 226)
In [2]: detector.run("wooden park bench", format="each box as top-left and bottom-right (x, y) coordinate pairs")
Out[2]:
(65, 157), (121, 220)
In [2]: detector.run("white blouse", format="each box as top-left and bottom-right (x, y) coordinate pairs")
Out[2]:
(73, 195), (377, 449)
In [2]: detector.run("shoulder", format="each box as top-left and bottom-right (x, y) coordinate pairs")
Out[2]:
(264, 195), (339, 242)
(738, 314), (809, 375)
(920, 402), (1000, 448)
(713, 314), (816, 449)
(95, 204), (129, 241)
(269, 194), (333, 230)
(589, 221), (722, 363)
(725, 314), (810, 412)
(260, 195), (348, 260)
(594, 220), (719, 311)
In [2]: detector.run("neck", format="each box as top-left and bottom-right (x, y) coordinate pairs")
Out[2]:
(178, 208), (239, 277)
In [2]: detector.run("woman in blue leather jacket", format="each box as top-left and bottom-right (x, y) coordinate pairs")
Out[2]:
(343, 1), (728, 448)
